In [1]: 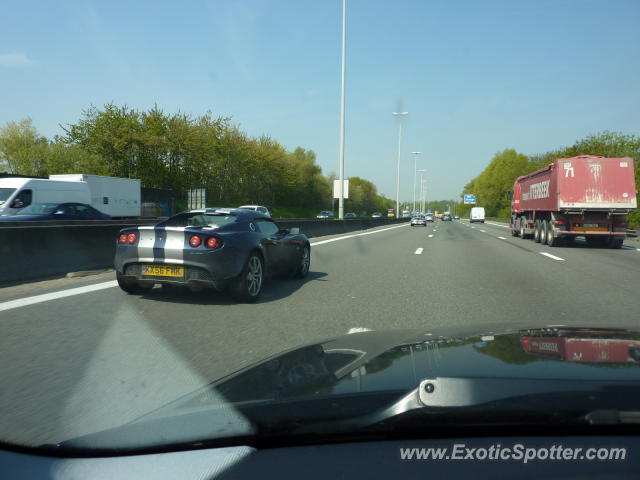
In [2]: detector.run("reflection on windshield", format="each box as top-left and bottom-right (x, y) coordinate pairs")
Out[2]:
(16, 203), (58, 215)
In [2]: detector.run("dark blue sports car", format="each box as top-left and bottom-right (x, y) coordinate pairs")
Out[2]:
(114, 208), (311, 302)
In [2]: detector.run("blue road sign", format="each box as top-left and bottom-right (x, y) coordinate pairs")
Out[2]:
(463, 194), (477, 204)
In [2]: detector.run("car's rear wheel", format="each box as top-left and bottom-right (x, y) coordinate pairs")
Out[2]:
(232, 253), (263, 302)
(293, 245), (310, 278)
(117, 272), (154, 295)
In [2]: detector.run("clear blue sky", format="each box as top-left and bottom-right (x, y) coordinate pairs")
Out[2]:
(1, 0), (639, 201)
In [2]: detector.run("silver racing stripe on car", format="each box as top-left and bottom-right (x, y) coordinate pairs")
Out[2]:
(156, 227), (187, 264)
(135, 226), (157, 262)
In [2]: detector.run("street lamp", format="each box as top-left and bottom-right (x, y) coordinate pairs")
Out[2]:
(337, 0), (347, 220)
(422, 178), (428, 213)
(416, 169), (425, 213)
(411, 151), (421, 213)
(393, 111), (408, 217)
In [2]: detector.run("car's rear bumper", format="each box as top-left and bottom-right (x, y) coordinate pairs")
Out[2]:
(115, 244), (246, 291)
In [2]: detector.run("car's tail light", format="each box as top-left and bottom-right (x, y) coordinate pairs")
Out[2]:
(119, 234), (128, 244)
(614, 222), (627, 228)
(206, 237), (219, 249)
(127, 233), (137, 245)
(552, 220), (565, 226)
(190, 235), (202, 248)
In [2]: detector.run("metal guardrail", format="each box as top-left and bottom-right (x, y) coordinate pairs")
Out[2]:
(0, 217), (409, 284)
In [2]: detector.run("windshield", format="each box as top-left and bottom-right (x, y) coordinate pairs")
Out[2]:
(162, 213), (237, 228)
(0, 0), (639, 455)
(15, 203), (58, 215)
(0, 188), (16, 204)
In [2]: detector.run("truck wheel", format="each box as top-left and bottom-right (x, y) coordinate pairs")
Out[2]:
(540, 220), (550, 245)
(534, 220), (541, 243)
(607, 237), (624, 249)
(510, 217), (519, 237)
(519, 220), (527, 239)
(117, 272), (154, 295)
(546, 223), (561, 247)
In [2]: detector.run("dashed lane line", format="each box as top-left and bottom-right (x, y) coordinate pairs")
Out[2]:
(540, 252), (565, 261)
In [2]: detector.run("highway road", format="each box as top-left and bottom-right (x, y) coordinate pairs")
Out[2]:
(1, 219), (640, 446)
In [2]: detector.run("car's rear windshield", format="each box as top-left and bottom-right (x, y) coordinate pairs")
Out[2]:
(163, 213), (237, 228)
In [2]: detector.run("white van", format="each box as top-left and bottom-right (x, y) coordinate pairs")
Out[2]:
(0, 178), (91, 216)
(470, 206), (486, 223)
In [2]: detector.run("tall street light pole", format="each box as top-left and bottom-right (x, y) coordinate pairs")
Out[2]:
(392, 111), (408, 217)
(416, 169), (425, 213)
(337, 0), (347, 220)
(411, 151), (421, 213)
(422, 178), (427, 213)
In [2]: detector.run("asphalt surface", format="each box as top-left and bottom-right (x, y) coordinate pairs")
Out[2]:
(1, 220), (640, 446)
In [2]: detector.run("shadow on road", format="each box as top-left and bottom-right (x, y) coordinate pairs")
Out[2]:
(136, 271), (329, 305)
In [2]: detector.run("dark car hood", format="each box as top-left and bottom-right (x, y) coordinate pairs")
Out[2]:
(59, 325), (640, 451)
(193, 326), (640, 405)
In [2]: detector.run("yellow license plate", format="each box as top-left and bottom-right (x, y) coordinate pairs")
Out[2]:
(574, 226), (607, 232)
(142, 265), (184, 277)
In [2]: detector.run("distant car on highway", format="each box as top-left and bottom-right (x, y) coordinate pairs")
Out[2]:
(344, 212), (357, 218)
(410, 215), (427, 227)
(470, 206), (486, 223)
(316, 211), (333, 219)
(454, 215), (460, 220)
(371, 212), (383, 218)
(442, 213), (452, 221)
(0, 202), (111, 221)
(114, 208), (310, 302)
(425, 214), (434, 222)
(238, 205), (271, 217)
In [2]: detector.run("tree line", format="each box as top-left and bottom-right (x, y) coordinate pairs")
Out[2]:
(0, 104), (395, 215)
(456, 132), (640, 226)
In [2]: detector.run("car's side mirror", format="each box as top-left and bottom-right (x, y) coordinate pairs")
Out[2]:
(11, 200), (24, 209)
(506, 191), (513, 201)
(278, 228), (290, 236)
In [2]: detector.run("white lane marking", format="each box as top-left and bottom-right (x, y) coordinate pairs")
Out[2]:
(414, 248), (424, 255)
(0, 223), (411, 313)
(428, 234), (434, 238)
(310, 223), (408, 246)
(348, 327), (372, 334)
(498, 236), (506, 240)
(0, 281), (118, 313)
(540, 252), (565, 261)
(486, 222), (510, 229)
(310, 234), (356, 246)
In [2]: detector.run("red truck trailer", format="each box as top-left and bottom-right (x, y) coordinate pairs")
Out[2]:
(521, 336), (640, 363)
(510, 156), (637, 247)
